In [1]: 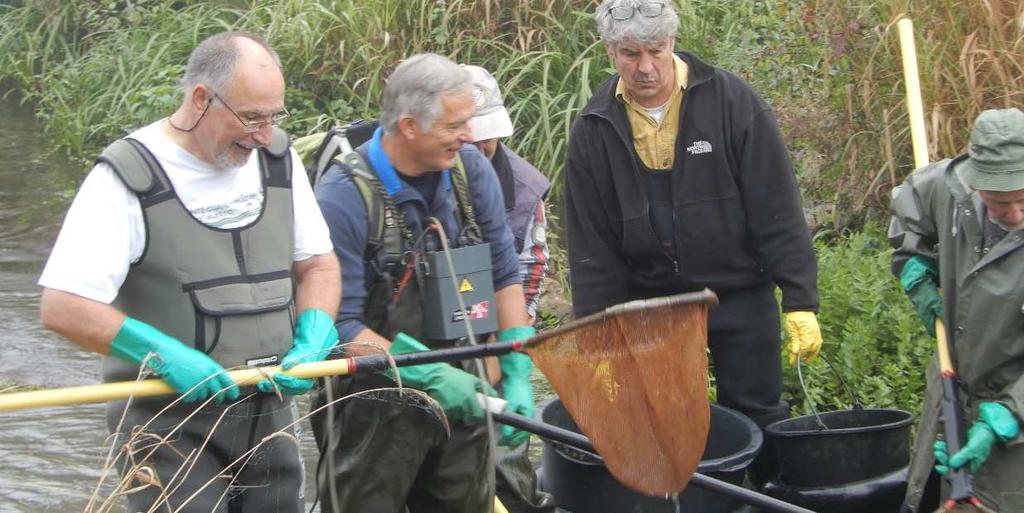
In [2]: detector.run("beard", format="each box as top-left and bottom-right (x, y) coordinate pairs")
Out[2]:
(214, 141), (256, 169)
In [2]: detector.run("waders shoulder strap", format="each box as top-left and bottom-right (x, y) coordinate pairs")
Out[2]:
(100, 126), (292, 197)
(261, 127), (293, 188)
(97, 138), (177, 209)
(97, 138), (161, 195)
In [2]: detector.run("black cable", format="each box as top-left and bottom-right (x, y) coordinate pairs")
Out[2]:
(166, 99), (212, 132)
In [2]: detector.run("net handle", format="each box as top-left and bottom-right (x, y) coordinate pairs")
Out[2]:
(0, 290), (718, 413)
(526, 289), (719, 348)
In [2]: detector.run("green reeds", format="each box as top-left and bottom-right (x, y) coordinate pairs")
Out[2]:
(2, 0), (1022, 233)
(808, 0), (1024, 224)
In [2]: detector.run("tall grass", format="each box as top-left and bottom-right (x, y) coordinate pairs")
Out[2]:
(2, 0), (1022, 223)
(0, 1), (243, 155)
(801, 0), (1024, 226)
(2, 0), (1022, 294)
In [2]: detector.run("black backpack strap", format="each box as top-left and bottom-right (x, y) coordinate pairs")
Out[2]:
(339, 152), (411, 280)
(307, 120), (380, 188)
(449, 154), (483, 244)
(345, 155), (386, 252)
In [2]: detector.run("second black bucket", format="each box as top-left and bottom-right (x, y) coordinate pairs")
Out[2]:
(539, 398), (762, 513)
(761, 355), (915, 512)
(765, 408), (915, 487)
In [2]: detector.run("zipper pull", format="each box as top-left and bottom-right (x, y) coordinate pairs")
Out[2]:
(951, 205), (959, 238)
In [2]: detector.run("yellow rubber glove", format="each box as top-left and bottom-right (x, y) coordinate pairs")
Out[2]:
(784, 311), (823, 365)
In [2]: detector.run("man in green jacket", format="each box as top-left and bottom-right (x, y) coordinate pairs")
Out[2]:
(890, 108), (1024, 512)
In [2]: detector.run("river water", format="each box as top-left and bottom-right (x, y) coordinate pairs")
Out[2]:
(0, 99), (321, 512)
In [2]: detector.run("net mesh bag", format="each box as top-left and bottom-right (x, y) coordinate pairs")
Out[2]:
(525, 291), (714, 496)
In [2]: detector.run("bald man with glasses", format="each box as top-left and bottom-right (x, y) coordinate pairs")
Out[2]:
(39, 31), (340, 513)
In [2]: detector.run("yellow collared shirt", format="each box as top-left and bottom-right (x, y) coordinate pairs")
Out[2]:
(615, 54), (688, 171)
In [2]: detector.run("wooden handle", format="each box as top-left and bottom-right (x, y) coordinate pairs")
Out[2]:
(0, 359), (354, 413)
(935, 318), (956, 374)
(897, 18), (930, 168)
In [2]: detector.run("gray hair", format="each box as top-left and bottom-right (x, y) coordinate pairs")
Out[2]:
(181, 31), (281, 94)
(380, 53), (473, 135)
(594, 0), (679, 46)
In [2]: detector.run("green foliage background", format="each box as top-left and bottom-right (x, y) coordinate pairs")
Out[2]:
(785, 226), (934, 415)
(2, 0), (1019, 415)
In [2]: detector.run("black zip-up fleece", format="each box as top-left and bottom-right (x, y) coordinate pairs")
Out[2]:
(565, 50), (819, 316)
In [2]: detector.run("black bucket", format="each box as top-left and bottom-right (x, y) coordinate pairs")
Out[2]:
(765, 408), (914, 487)
(539, 398), (762, 513)
(762, 355), (914, 512)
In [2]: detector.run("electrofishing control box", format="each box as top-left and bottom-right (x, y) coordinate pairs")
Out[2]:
(420, 242), (497, 340)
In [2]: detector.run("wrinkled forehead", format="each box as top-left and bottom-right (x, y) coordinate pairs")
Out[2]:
(611, 36), (674, 53)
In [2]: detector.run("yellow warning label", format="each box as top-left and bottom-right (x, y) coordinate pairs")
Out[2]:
(459, 278), (474, 293)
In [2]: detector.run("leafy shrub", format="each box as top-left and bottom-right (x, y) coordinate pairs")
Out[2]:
(783, 224), (934, 416)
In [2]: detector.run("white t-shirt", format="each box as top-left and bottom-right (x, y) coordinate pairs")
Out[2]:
(38, 120), (333, 304)
(644, 100), (671, 125)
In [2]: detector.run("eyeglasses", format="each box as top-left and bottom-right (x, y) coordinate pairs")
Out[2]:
(607, 1), (664, 21)
(213, 93), (290, 133)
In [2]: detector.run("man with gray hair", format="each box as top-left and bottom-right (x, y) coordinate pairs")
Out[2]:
(312, 53), (535, 513)
(38, 31), (341, 512)
(892, 108), (1024, 512)
(564, 0), (822, 480)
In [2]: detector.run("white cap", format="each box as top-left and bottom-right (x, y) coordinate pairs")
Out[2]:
(462, 64), (514, 141)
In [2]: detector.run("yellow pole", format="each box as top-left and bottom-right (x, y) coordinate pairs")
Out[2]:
(935, 319), (955, 373)
(897, 18), (929, 168)
(1, 360), (516, 511)
(0, 359), (354, 413)
(493, 498), (509, 513)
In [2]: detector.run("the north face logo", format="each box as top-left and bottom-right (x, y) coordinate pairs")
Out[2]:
(686, 140), (713, 155)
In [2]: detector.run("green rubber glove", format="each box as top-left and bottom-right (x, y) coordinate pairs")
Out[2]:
(933, 403), (1020, 475)
(933, 440), (952, 476)
(900, 256), (944, 336)
(258, 308), (339, 396)
(389, 332), (497, 424)
(947, 402), (1021, 473)
(497, 326), (537, 447)
(110, 317), (239, 404)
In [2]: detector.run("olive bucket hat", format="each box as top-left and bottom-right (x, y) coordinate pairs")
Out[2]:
(960, 107), (1024, 191)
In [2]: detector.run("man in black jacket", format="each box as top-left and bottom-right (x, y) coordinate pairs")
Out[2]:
(565, 0), (823, 451)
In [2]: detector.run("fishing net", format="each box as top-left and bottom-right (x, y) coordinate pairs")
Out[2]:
(524, 291), (714, 497)
(0, 290), (716, 504)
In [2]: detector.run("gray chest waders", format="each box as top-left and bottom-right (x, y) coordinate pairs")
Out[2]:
(98, 129), (296, 382)
(96, 128), (304, 513)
